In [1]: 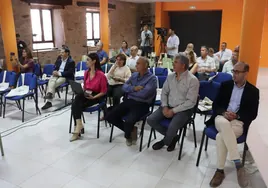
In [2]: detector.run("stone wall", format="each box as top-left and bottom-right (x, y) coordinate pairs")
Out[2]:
(0, 0), (155, 66)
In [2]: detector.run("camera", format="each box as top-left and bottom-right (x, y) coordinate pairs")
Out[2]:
(155, 27), (168, 37)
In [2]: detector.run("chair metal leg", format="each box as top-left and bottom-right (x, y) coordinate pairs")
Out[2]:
(242, 143), (248, 167)
(0, 95), (2, 117)
(192, 120), (197, 148)
(33, 95), (41, 115)
(3, 97), (6, 118)
(57, 90), (61, 98)
(97, 110), (100, 138)
(0, 133), (4, 156)
(205, 136), (209, 151)
(196, 128), (206, 166)
(153, 129), (156, 139)
(69, 110), (73, 133)
(22, 99), (25, 122)
(109, 124), (114, 142)
(139, 120), (146, 152)
(178, 126), (187, 160)
(82, 113), (85, 124)
(147, 128), (153, 148)
(65, 86), (68, 105)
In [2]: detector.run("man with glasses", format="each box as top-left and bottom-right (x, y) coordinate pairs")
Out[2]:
(206, 62), (259, 188)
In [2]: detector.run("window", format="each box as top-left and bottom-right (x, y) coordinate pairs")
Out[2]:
(86, 12), (100, 47)
(30, 9), (54, 50)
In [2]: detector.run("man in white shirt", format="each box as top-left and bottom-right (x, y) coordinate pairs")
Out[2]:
(215, 42), (232, 72)
(166, 29), (180, 59)
(222, 50), (239, 75)
(126, 46), (139, 73)
(197, 46), (216, 80)
(141, 25), (153, 57)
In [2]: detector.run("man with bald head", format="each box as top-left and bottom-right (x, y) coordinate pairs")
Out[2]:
(105, 57), (157, 146)
(96, 41), (108, 65)
(206, 62), (259, 188)
(126, 45), (139, 72)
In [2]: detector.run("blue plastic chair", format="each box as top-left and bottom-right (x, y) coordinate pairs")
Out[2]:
(0, 71), (16, 117)
(196, 125), (248, 167)
(149, 67), (168, 76)
(109, 96), (157, 152)
(198, 81), (221, 122)
(210, 72), (233, 83)
(148, 96), (199, 160)
(69, 96), (107, 138)
(75, 61), (87, 81)
(154, 76), (167, 106)
(3, 73), (41, 122)
(101, 64), (113, 74)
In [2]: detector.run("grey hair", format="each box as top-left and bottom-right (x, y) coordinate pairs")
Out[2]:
(139, 56), (150, 68)
(174, 52), (189, 70)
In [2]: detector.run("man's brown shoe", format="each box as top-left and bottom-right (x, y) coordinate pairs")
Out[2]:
(209, 171), (225, 187)
(237, 167), (249, 188)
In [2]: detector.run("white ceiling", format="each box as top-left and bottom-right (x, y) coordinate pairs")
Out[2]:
(118, 0), (214, 3)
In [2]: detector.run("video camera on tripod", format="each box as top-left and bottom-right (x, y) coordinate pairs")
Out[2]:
(155, 27), (168, 42)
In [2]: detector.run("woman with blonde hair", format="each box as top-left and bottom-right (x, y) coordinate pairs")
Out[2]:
(188, 50), (198, 77)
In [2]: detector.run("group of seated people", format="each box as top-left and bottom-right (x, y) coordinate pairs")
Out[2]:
(2, 39), (259, 188)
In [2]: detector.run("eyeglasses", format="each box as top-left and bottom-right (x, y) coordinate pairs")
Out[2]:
(231, 69), (247, 74)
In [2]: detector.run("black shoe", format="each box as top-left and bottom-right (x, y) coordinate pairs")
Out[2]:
(152, 140), (165, 150)
(44, 92), (53, 100)
(41, 102), (52, 110)
(167, 135), (180, 152)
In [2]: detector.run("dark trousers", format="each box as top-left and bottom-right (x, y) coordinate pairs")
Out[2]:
(218, 63), (224, 72)
(141, 46), (152, 57)
(105, 99), (149, 139)
(107, 84), (123, 107)
(147, 107), (192, 145)
(71, 94), (100, 120)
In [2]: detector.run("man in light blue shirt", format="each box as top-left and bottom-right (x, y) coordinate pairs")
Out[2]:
(105, 57), (157, 146)
(96, 41), (108, 65)
(222, 50), (239, 75)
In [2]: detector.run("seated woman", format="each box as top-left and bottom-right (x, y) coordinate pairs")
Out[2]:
(188, 51), (198, 77)
(12, 48), (34, 73)
(119, 41), (130, 57)
(70, 53), (107, 142)
(107, 54), (131, 107)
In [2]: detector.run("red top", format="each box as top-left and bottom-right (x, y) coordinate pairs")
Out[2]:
(83, 70), (107, 94)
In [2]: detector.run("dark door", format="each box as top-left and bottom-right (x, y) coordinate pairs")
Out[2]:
(169, 11), (222, 56)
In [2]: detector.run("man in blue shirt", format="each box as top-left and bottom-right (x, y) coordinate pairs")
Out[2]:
(105, 57), (157, 146)
(96, 41), (108, 65)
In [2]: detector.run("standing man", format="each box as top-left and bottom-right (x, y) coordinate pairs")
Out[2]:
(165, 29), (180, 59)
(141, 25), (153, 57)
(42, 47), (75, 110)
(207, 62), (259, 188)
(96, 41), (109, 65)
(126, 45), (139, 73)
(16, 34), (27, 60)
(147, 53), (199, 151)
(222, 50), (239, 75)
(215, 42), (232, 72)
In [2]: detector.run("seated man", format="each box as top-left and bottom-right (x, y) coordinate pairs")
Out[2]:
(96, 41), (108, 65)
(105, 57), (157, 146)
(42, 47), (75, 110)
(222, 50), (239, 75)
(214, 42), (233, 72)
(206, 62), (259, 188)
(126, 45), (139, 73)
(197, 46), (216, 80)
(147, 53), (199, 151)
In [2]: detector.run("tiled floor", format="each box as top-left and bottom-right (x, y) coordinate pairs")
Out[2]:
(0, 71), (267, 188)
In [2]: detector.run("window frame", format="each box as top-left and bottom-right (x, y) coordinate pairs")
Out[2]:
(31, 8), (55, 50)
(86, 11), (100, 46)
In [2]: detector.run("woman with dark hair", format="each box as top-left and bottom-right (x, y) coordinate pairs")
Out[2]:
(70, 53), (108, 142)
(13, 48), (34, 73)
(187, 50), (198, 77)
(119, 41), (130, 57)
(106, 54), (131, 107)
